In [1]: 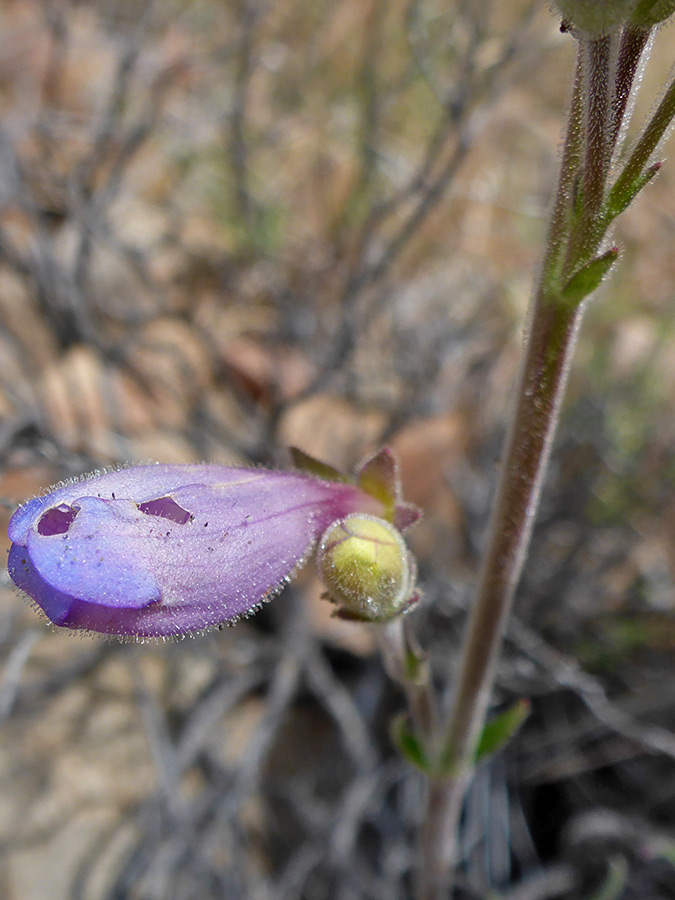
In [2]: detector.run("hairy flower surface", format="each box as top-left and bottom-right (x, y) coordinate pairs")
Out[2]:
(7, 463), (387, 639)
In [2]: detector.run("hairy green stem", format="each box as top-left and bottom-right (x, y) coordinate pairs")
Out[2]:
(613, 70), (675, 196)
(543, 50), (584, 290)
(378, 617), (437, 741)
(609, 24), (651, 156)
(582, 35), (614, 229)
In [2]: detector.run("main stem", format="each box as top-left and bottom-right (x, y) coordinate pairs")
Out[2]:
(417, 36), (607, 900)
(407, 11), (675, 894)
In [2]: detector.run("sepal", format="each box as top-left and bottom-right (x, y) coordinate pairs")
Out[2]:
(289, 447), (349, 482)
(356, 447), (422, 530)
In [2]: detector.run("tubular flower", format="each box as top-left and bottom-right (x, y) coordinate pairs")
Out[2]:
(7, 450), (420, 639)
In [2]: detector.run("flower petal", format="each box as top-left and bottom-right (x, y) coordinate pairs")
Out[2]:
(8, 464), (383, 638)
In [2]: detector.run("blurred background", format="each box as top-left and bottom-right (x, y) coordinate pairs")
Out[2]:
(0, 1), (675, 897)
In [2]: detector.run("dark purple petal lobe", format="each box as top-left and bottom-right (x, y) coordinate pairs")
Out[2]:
(37, 504), (79, 536)
(9, 542), (85, 626)
(26, 498), (162, 611)
(138, 497), (192, 524)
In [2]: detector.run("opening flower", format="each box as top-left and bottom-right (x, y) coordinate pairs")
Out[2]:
(7, 450), (419, 639)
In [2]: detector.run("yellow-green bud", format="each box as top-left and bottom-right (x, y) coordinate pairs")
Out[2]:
(317, 515), (416, 623)
(554, 0), (638, 34)
(630, 0), (675, 25)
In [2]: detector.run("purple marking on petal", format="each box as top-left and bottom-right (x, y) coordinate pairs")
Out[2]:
(37, 504), (79, 536)
(138, 497), (191, 524)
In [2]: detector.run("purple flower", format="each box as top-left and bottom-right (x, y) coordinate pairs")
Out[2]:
(7, 462), (390, 639)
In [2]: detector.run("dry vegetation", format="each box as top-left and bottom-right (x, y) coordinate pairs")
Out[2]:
(0, 1), (675, 898)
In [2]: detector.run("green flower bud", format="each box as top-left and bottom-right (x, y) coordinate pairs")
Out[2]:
(317, 514), (417, 623)
(630, 0), (675, 25)
(554, 0), (638, 34)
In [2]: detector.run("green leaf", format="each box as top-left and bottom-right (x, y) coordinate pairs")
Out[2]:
(560, 248), (619, 306)
(474, 699), (530, 764)
(289, 447), (348, 482)
(391, 713), (433, 773)
(606, 161), (662, 220)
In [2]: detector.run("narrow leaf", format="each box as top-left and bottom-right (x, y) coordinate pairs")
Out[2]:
(606, 161), (662, 220)
(475, 699), (530, 763)
(356, 447), (399, 518)
(391, 713), (433, 773)
(560, 248), (619, 306)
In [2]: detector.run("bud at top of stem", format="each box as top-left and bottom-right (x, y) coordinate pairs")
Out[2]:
(630, 0), (675, 25)
(554, 0), (639, 35)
